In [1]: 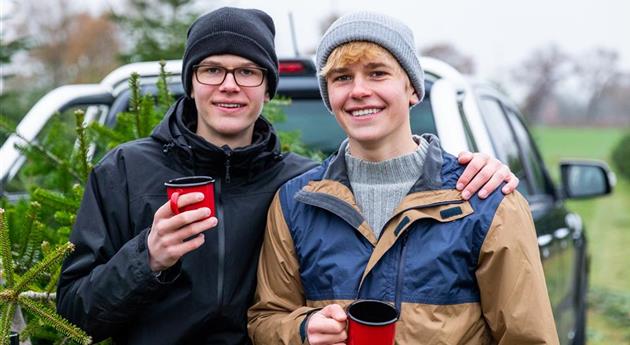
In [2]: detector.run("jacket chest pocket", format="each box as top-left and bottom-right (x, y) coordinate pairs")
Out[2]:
(361, 200), (480, 305)
(395, 205), (482, 305)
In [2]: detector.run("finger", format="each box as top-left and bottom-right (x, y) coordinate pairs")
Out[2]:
(502, 174), (519, 194)
(161, 216), (217, 244)
(457, 153), (490, 192)
(163, 233), (206, 258)
(155, 192), (205, 219)
(457, 151), (473, 164)
(309, 317), (346, 335)
(158, 207), (212, 236)
(175, 192), (206, 209)
(328, 304), (347, 322)
(476, 165), (510, 199)
(461, 164), (497, 200)
(309, 330), (347, 345)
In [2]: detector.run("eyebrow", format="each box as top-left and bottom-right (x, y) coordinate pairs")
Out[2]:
(328, 62), (393, 75)
(328, 67), (350, 75)
(198, 60), (259, 68)
(364, 62), (392, 69)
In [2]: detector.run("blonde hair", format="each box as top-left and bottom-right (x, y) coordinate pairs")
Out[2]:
(320, 42), (408, 82)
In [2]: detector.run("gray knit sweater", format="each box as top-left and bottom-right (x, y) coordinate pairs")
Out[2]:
(345, 137), (429, 238)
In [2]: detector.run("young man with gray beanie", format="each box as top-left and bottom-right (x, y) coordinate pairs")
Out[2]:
(248, 11), (558, 345)
(56, 6), (516, 345)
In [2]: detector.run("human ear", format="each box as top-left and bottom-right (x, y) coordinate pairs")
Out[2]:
(409, 87), (420, 106)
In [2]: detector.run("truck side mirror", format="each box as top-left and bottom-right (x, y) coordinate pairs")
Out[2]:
(560, 160), (615, 199)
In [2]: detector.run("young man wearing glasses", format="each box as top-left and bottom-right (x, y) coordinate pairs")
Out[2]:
(57, 7), (519, 345)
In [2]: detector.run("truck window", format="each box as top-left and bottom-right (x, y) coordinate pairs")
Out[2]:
(274, 91), (437, 155)
(504, 107), (551, 196)
(478, 97), (530, 196)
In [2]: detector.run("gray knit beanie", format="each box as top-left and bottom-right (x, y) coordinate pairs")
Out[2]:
(182, 7), (279, 99)
(316, 12), (425, 112)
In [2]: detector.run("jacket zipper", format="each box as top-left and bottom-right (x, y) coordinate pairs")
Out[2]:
(215, 178), (225, 310)
(356, 198), (467, 296)
(224, 152), (232, 184)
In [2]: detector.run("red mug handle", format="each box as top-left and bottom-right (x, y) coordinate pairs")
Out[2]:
(170, 191), (180, 214)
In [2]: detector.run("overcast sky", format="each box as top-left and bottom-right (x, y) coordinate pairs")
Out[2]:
(4, 0), (629, 85)
(228, 0), (630, 81)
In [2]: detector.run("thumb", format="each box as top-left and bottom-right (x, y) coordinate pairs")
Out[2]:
(321, 304), (347, 322)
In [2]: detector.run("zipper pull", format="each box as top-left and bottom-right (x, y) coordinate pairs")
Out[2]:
(162, 143), (175, 153)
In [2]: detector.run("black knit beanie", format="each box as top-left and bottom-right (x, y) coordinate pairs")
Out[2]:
(182, 7), (279, 98)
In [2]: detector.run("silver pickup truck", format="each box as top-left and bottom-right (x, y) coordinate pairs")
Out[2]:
(0, 57), (615, 345)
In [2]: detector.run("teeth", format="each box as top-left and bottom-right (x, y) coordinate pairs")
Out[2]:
(350, 108), (381, 116)
(217, 103), (243, 108)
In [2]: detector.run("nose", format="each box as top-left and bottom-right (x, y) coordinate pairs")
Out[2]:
(349, 76), (372, 99)
(219, 72), (240, 92)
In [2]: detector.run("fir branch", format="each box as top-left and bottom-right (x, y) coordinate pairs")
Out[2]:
(17, 202), (41, 259)
(0, 209), (14, 288)
(13, 243), (74, 293)
(45, 266), (62, 295)
(18, 296), (91, 345)
(19, 220), (44, 272)
(11, 131), (82, 182)
(89, 122), (128, 148)
(0, 302), (16, 345)
(128, 73), (142, 137)
(74, 110), (90, 182)
(0, 116), (16, 136)
(41, 241), (51, 256)
(71, 184), (84, 204)
(31, 189), (79, 213)
(53, 211), (76, 227)
(262, 96), (291, 124)
(157, 60), (174, 111)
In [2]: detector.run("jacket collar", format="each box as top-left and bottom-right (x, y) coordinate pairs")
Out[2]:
(151, 96), (283, 179)
(321, 134), (445, 191)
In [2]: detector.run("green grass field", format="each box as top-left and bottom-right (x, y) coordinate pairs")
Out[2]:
(532, 127), (630, 344)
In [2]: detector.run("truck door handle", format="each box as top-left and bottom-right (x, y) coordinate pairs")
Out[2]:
(554, 228), (570, 240)
(538, 234), (553, 259)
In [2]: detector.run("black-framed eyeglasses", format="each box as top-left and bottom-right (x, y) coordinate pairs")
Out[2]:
(193, 64), (267, 87)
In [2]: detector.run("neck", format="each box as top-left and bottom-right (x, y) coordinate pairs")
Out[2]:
(196, 127), (253, 149)
(348, 135), (417, 162)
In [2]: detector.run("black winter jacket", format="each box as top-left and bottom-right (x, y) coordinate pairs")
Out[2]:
(56, 97), (317, 344)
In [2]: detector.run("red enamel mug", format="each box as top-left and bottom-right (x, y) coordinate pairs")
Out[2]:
(165, 176), (215, 217)
(347, 300), (399, 345)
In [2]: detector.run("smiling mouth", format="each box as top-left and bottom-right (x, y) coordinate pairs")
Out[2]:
(214, 102), (245, 109)
(348, 108), (383, 117)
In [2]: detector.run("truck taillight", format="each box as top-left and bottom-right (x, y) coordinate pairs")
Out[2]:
(279, 62), (305, 74)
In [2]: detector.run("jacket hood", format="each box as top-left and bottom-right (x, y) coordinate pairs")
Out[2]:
(151, 96), (284, 179)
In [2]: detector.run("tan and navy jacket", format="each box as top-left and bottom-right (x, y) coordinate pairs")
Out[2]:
(248, 135), (559, 345)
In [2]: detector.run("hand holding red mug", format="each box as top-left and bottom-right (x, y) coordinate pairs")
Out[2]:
(148, 191), (218, 272)
(307, 304), (348, 345)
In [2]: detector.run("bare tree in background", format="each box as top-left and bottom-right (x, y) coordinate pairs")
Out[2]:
(11, 0), (120, 86)
(575, 48), (621, 121)
(511, 44), (571, 124)
(421, 43), (476, 75)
